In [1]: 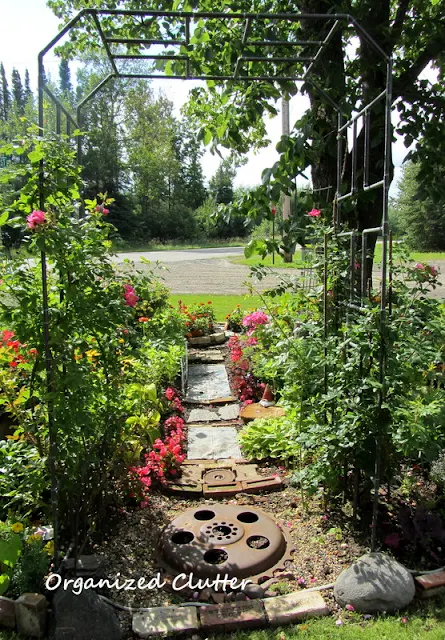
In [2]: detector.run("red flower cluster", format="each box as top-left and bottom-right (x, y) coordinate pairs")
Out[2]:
(0, 330), (34, 368)
(227, 335), (264, 404)
(130, 387), (186, 505)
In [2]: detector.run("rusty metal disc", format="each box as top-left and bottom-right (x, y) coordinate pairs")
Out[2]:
(159, 504), (293, 581)
(202, 469), (236, 485)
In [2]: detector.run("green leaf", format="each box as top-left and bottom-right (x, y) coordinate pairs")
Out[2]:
(203, 129), (212, 146)
(0, 573), (10, 597)
(28, 149), (44, 163)
(0, 534), (21, 569)
(0, 211), (9, 226)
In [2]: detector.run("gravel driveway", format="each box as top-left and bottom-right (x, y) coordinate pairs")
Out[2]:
(118, 254), (445, 298)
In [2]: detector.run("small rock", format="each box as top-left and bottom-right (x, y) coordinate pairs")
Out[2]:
(334, 552), (415, 613)
(235, 592), (248, 602)
(49, 588), (122, 639)
(210, 591), (225, 604)
(0, 596), (16, 630)
(15, 593), (48, 638)
(241, 584), (266, 599)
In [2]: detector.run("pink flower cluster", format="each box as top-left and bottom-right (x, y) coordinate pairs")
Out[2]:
(242, 311), (269, 331)
(308, 208), (321, 218)
(96, 205), (109, 215)
(413, 262), (438, 283)
(130, 388), (186, 505)
(123, 284), (139, 307)
(26, 210), (46, 230)
(228, 335), (265, 404)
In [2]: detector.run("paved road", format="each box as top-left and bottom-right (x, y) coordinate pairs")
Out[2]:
(113, 246), (245, 263)
(114, 247), (445, 297)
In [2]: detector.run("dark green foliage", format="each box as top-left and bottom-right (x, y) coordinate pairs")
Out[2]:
(0, 63), (10, 121)
(393, 162), (445, 251)
(11, 70), (25, 116)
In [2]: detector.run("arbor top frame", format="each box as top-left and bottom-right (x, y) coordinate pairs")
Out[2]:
(38, 8), (390, 130)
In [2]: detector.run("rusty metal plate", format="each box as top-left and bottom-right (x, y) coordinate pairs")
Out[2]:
(159, 504), (294, 581)
(202, 469), (236, 485)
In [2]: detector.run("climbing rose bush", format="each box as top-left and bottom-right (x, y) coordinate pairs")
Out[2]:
(26, 210), (46, 230)
(123, 284), (139, 307)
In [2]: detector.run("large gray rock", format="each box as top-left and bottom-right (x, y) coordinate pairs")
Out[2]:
(49, 587), (122, 640)
(334, 552), (415, 613)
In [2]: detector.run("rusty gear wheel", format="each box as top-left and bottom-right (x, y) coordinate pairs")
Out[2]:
(159, 504), (294, 582)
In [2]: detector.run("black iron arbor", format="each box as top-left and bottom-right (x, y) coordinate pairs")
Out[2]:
(37, 9), (392, 556)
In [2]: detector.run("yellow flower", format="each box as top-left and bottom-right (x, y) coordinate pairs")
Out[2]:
(26, 533), (43, 544)
(44, 540), (54, 556)
(11, 522), (24, 534)
(5, 435), (19, 441)
(86, 349), (100, 359)
(118, 338), (124, 344)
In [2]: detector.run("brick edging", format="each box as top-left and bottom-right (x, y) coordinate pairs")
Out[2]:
(132, 589), (329, 637)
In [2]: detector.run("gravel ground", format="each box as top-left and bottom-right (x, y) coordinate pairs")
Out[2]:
(93, 487), (367, 638)
(119, 256), (445, 298)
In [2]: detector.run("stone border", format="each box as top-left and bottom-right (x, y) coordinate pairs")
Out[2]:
(132, 590), (329, 638)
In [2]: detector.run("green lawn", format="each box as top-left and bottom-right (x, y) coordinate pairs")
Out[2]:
(114, 238), (246, 252)
(208, 593), (445, 640)
(169, 294), (264, 321)
(231, 250), (305, 269)
(233, 245), (445, 269)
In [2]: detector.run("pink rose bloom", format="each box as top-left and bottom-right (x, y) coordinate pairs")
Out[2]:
(429, 265), (438, 277)
(123, 284), (139, 307)
(165, 387), (176, 401)
(308, 208), (321, 217)
(415, 263), (424, 270)
(27, 210), (46, 230)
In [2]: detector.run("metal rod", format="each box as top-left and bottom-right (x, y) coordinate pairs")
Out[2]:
(185, 17), (191, 78)
(113, 54), (188, 60)
(76, 73), (115, 110)
(338, 90), (386, 132)
(92, 13), (119, 76)
(388, 229), (393, 316)
(364, 109), (370, 187)
(39, 10), (87, 58)
(246, 40), (324, 46)
(323, 233), (328, 397)
(361, 226), (383, 299)
(56, 105), (61, 135)
(93, 9), (354, 21)
(350, 17), (390, 61)
(106, 37), (185, 46)
(241, 17), (252, 45)
(43, 86), (78, 128)
(302, 20), (340, 80)
(307, 80), (342, 111)
(363, 179), (384, 192)
(38, 52), (59, 564)
(336, 111), (342, 225)
(351, 119), (357, 193)
(241, 56), (315, 63)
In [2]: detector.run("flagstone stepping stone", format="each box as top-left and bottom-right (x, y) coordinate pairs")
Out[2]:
(187, 404), (240, 423)
(218, 403), (239, 420)
(187, 331), (226, 346)
(240, 403), (286, 422)
(187, 426), (241, 459)
(185, 364), (232, 403)
(188, 350), (224, 363)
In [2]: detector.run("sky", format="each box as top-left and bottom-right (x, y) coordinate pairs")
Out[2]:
(0, 0), (408, 193)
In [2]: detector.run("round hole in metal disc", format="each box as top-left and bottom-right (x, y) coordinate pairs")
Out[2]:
(212, 525), (231, 536)
(247, 535), (270, 549)
(194, 510), (216, 521)
(237, 511), (259, 523)
(204, 549), (228, 564)
(171, 530), (194, 544)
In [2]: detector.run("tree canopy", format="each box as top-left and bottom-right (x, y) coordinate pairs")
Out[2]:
(45, 0), (445, 240)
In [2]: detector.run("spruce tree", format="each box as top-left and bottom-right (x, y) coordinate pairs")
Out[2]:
(59, 59), (73, 105)
(0, 63), (10, 121)
(11, 69), (25, 115)
(24, 70), (33, 102)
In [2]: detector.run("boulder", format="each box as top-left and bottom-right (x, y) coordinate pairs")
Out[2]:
(49, 587), (122, 640)
(334, 552), (415, 613)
